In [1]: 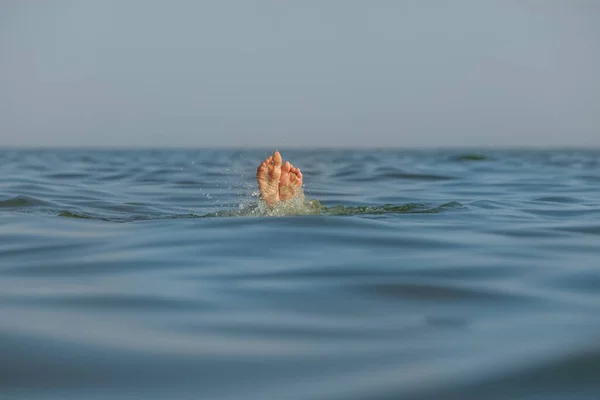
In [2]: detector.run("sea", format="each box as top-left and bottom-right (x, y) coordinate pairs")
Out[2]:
(1, 148), (599, 400)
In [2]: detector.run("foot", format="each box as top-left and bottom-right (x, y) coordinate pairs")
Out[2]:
(256, 151), (282, 206)
(279, 160), (303, 201)
(256, 151), (303, 206)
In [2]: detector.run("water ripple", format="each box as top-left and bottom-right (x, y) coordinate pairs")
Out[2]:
(1, 149), (600, 400)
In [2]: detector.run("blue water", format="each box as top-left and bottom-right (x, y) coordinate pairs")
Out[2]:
(1, 149), (600, 400)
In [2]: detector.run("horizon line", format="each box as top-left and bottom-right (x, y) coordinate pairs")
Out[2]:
(1, 144), (600, 152)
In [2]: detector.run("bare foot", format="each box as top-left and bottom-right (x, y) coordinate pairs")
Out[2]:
(256, 151), (304, 206)
(256, 151), (282, 206)
(279, 160), (303, 201)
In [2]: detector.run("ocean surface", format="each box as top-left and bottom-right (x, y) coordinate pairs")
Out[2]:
(1, 148), (600, 400)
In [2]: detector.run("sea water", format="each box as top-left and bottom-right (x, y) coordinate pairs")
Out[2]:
(1, 149), (599, 399)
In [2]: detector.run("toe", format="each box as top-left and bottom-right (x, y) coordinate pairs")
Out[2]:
(282, 161), (291, 173)
(270, 152), (282, 180)
(273, 151), (282, 167)
(295, 169), (303, 185)
(257, 164), (267, 178)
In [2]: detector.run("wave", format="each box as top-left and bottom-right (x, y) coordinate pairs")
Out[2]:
(0, 196), (51, 208)
(50, 199), (463, 221)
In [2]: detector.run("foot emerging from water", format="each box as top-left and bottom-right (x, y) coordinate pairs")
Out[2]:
(256, 151), (303, 206)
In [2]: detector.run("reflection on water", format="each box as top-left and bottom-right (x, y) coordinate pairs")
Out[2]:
(1, 149), (600, 400)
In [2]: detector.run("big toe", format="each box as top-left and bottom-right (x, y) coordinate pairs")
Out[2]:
(273, 151), (282, 167)
(281, 161), (291, 174)
(270, 152), (282, 179)
(279, 166), (290, 186)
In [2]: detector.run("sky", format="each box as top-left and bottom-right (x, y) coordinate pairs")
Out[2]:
(0, 0), (599, 148)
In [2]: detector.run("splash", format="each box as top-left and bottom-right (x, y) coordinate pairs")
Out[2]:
(203, 193), (324, 218)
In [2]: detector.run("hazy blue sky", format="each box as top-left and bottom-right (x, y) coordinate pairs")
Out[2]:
(1, 1), (598, 148)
